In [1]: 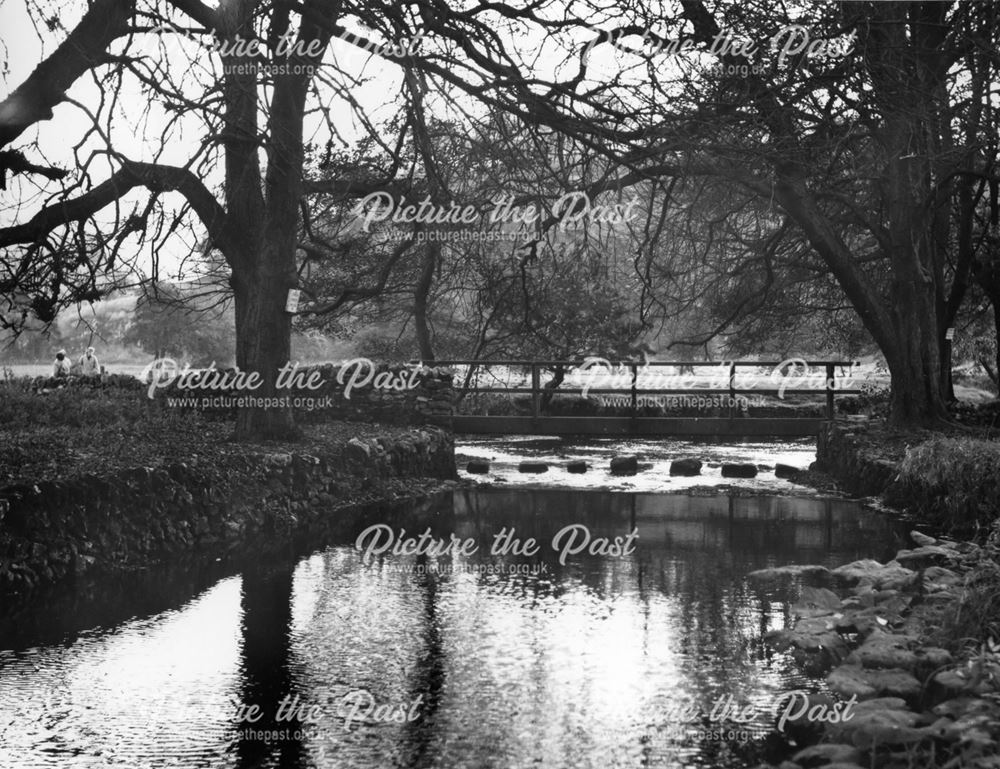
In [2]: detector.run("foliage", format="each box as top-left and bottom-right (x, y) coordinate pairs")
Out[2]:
(0, 375), (150, 431)
(0, 375), (210, 485)
(124, 284), (235, 367)
(895, 438), (1000, 530)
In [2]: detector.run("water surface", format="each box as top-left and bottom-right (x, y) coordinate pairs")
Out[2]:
(0, 488), (908, 769)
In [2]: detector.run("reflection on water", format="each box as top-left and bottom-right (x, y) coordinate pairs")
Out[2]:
(0, 489), (908, 769)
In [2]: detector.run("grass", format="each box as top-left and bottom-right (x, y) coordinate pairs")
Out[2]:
(894, 437), (1000, 531)
(0, 373), (421, 487)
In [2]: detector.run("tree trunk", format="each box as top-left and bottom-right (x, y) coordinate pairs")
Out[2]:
(881, 275), (949, 425)
(233, 262), (297, 440)
(540, 364), (566, 411)
(413, 243), (437, 362)
(885, 345), (949, 425)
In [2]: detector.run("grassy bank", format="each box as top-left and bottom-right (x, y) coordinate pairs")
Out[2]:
(0, 374), (430, 486)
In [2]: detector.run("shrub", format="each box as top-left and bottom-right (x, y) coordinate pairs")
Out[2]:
(893, 437), (1000, 531)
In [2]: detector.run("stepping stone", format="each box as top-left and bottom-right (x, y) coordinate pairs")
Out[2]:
(466, 460), (490, 474)
(566, 460), (588, 474)
(721, 463), (757, 478)
(610, 455), (638, 475)
(775, 463), (800, 478)
(518, 461), (548, 473)
(669, 458), (702, 476)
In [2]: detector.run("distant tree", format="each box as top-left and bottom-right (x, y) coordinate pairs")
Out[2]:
(125, 285), (235, 366)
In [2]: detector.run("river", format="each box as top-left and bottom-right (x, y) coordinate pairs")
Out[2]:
(0, 442), (909, 769)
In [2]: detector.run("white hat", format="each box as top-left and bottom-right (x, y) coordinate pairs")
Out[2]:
(87, 347), (95, 354)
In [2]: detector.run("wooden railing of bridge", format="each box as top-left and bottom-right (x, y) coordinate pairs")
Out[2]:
(423, 359), (862, 437)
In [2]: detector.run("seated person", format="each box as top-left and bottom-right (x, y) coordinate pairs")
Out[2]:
(52, 350), (72, 378)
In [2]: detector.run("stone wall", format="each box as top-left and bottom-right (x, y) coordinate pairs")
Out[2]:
(816, 421), (899, 497)
(0, 427), (455, 594)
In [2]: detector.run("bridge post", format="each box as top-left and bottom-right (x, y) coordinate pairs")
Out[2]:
(630, 363), (637, 417)
(728, 361), (737, 419)
(826, 363), (835, 419)
(531, 364), (540, 418)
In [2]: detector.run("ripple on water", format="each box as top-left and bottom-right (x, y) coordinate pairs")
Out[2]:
(0, 489), (908, 769)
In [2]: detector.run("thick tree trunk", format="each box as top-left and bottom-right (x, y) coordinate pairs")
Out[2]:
(881, 277), (949, 425)
(233, 263), (297, 440)
(885, 344), (949, 425)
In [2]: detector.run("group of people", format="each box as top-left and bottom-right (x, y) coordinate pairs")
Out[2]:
(52, 347), (101, 379)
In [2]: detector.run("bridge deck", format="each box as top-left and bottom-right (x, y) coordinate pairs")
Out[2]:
(428, 359), (860, 437)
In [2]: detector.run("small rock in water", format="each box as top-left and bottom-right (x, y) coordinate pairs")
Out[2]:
(721, 463), (757, 478)
(518, 461), (549, 474)
(775, 463), (800, 478)
(669, 458), (702, 476)
(466, 460), (490, 474)
(566, 460), (588, 474)
(610, 455), (639, 475)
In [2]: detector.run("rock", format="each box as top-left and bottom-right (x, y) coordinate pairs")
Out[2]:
(747, 564), (833, 584)
(843, 710), (926, 748)
(832, 559), (917, 590)
(766, 616), (849, 672)
(932, 697), (997, 719)
(345, 438), (371, 461)
(848, 631), (919, 670)
(721, 463), (757, 478)
(827, 664), (921, 702)
(910, 530), (938, 547)
(923, 710), (997, 742)
(792, 744), (863, 768)
(921, 566), (962, 593)
(824, 697), (918, 744)
(775, 463), (800, 478)
(932, 667), (993, 698)
(810, 764), (866, 769)
(466, 460), (490, 474)
(915, 647), (953, 673)
(669, 458), (702, 476)
(610, 455), (639, 475)
(772, 691), (842, 743)
(893, 545), (957, 570)
(566, 460), (589, 474)
(791, 586), (843, 618)
(518, 461), (549, 473)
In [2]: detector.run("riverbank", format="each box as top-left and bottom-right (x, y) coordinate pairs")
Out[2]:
(0, 420), (457, 594)
(749, 528), (1000, 769)
(0, 365), (462, 594)
(817, 418), (1000, 532)
(749, 418), (1000, 769)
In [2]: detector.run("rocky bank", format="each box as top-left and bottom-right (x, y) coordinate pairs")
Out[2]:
(749, 531), (1000, 769)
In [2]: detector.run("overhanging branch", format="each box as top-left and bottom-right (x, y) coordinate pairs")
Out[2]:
(0, 160), (234, 255)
